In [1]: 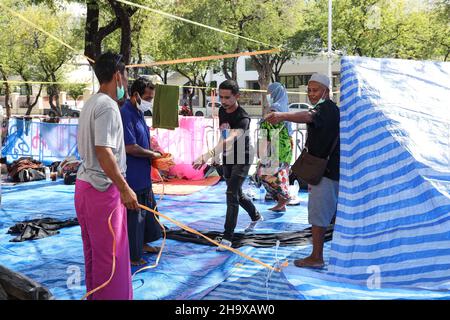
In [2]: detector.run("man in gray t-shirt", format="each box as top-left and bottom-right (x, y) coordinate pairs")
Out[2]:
(77, 92), (127, 191)
(74, 52), (138, 300)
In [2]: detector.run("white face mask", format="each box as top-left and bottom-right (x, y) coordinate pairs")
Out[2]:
(266, 94), (273, 106)
(310, 91), (326, 107)
(137, 95), (152, 112)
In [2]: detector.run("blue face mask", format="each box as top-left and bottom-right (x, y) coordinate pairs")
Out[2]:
(116, 75), (125, 100)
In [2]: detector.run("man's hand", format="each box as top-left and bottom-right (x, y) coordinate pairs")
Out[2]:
(192, 153), (211, 170)
(95, 146), (139, 210)
(265, 112), (283, 125)
(119, 184), (139, 210)
(211, 153), (221, 166)
(152, 151), (163, 159)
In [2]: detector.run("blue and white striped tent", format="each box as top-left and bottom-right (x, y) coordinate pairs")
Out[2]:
(328, 56), (450, 290)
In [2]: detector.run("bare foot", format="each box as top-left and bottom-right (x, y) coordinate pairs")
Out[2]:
(143, 245), (160, 254)
(131, 258), (147, 266)
(294, 256), (324, 268)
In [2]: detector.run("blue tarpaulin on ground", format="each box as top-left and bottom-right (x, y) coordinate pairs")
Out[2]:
(0, 179), (308, 300)
(2, 178), (450, 299)
(283, 262), (450, 300)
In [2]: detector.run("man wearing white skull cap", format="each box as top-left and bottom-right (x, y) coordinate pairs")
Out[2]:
(265, 73), (339, 269)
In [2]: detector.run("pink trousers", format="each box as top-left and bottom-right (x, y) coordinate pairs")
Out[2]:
(75, 179), (133, 300)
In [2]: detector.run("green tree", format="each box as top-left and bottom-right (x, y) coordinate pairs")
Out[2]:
(0, 0), (18, 117)
(309, 0), (448, 60)
(128, 0), (177, 83)
(430, 0), (450, 61)
(1, 3), (46, 115)
(145, 0), (306, 113)
(0, 2), (83, 115)
(63, 83), (87, 106)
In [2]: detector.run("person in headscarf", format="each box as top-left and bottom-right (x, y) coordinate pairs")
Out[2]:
(256, 82), (293, 212)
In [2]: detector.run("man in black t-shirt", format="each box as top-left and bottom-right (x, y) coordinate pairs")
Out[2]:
(193, 80), (262, 250)
(266, 73), (339, 269)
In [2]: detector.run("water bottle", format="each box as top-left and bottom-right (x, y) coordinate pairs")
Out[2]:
(44, 167), (51, 181)
(259, 185), (266, 202)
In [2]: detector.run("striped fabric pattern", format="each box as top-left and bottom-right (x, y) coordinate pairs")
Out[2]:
(203, 246), (313, 300)
(328, 56), (450, 290)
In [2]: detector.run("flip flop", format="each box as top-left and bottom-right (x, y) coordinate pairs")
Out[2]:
(293, 259), (325, 269)
(143, 246), (161, 254)
(268, 207), (286, 212)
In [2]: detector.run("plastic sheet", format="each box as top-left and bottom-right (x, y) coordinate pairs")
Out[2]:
(2, 119), (79, 165)
(329, 56), (450, 290)
(0, 179), (309, 300)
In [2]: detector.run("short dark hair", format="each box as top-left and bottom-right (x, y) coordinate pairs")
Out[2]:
(219, 80), (240, 95)
(93, 52), (126, 84)
(129, 77), (155, 97)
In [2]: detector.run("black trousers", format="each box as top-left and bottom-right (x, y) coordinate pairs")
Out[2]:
(127, 187), (162, 261)
(223, 164), (260, 241)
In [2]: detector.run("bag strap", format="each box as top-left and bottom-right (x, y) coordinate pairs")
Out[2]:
(326, 136), (339, 160)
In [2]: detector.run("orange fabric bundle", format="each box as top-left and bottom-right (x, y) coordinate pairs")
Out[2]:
(152, 153), (175, 171)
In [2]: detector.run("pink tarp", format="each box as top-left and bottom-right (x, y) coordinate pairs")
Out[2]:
(151, 116), (219, 180)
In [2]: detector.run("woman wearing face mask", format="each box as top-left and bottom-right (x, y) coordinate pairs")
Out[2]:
(120, 77), (163, 266)
(256, 82), (293, 212)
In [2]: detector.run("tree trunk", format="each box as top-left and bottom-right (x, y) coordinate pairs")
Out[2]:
(19, 74), (32, 109)
(188, 89), (195, 112)
(133, 35), (143, 80)
(119, 14), (132, 65)
(272, 53), (290, 83)
(222, 59), (231, 80)
(84, 0), (135, 65)
(3, 84), (11, 118)
(222, 57), (238, 81)
(163, 70), (168, 84)
(251, 55), (274, 115)
(48, 80), (61, 116)
(25, 85), (43, 116)
(231, 57), (238, 81)
(0, 67), (11, 118)
(108, 0), (133, 65)
(84, 0), (100, 64)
